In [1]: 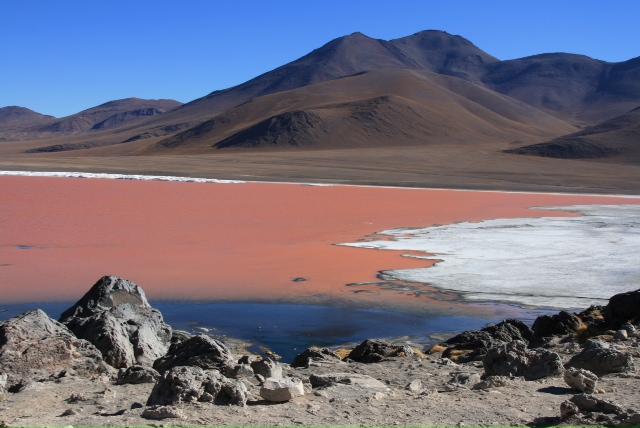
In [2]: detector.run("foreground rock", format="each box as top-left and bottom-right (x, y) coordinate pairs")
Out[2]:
(291, 347), (343, 368)
(564, 367), (598, 393)
(482, 341), (564, 380)
(147, 365), (247, 406)
(565, 343), (635, 375)
(59, 276), (172, 368)
(153, 334), (235, 374)
(347, 339), (413, 363)
(0, 310), (112, 389)
(259, 377), (305, 402)
(604, 289), (640, 329)
(439, 319), (533, 362)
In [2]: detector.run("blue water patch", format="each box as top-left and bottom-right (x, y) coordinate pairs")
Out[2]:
(0, 300), (537, 363)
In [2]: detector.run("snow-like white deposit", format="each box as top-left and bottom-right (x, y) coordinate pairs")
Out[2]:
(340, 205), (640, 310)
(0, 170), (245, 184)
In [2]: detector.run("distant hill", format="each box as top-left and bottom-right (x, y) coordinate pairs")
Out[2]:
(0, 106), (55, 129)
(505, 106), (640, 162)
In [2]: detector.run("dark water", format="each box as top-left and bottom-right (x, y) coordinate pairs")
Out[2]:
(0, 300), (548, 362)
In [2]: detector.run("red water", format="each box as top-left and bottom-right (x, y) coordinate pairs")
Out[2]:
(2, 176), (638, 316)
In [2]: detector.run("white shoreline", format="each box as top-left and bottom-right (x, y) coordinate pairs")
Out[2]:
(340, 205), (640, 310)
(1, 170), (639, 198)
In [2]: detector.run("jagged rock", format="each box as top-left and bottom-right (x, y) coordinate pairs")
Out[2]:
(564, 367), (598, 393)
(347, 339), (414, 363)
(117, 365), (160, 384)
(584, 339), (608, 351)
(238, 355), (257, 365)
(59, 276), (172, 368)
(482, 341), (563, 380)
(147, 366), (247, 406)
(570, 393), (624, 414)
(565, 346), (635, 375)
(0, 310), (112, 389)
(441, 319), (533, 362)
(250, 358), (282, 379)
(167, 330), (192, 352)
(532, 311), (585, 338)
(259, 377), (305, 402)
(225, 364), (254, 379)
(142, 405), (185, 419)
(153, 335), (234, 374)
(604, 289), (640, 329)
(291, 347), (342, 368)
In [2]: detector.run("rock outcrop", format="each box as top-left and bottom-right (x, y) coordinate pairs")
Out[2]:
(565, 344), (635, 375)
(563, 367), (598, 393)
(440, 319), (533, 362)
(116, 365), (160, 385)
(605, 288), (640, 329)
(347, 339), (413, 363)
(59, 276), (172, 368)
(147, 366), (247, 406)
(0, 310), (112, 389)
(482, 341), (564, 380)
(153, 334), (235, 374)
(259, 377), (305, 402)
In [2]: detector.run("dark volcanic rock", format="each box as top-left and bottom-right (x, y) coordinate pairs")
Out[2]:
(147, 366), (247, 406)
(442, 319), (533, 362)
(605, 288), (640, 329)
(153, 335), (234, 374)
(59, 276), (172, 369)
(532, 311), (585, 339)
(482, 341), (564, 380)
(0, 310), (112, 389)
(565, 346), (635, 375)
(291, 347), (343, 368)
(348, 339), (396, 363)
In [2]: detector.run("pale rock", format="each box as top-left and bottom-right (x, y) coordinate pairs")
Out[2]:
(259, 377), (305, 402)
(564, 367), (598, 393)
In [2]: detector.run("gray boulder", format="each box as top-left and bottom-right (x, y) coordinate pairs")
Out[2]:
(147, 366), (247, 406)
(482, 341), (564, 380)
(347, 339), (414, 363)
(250, 358), (283, 379)
(565, 346), (635, 375)
(259, 377), (305, 402)
(564, 367), (598, 393)
(153, 334), (234, 374)
(142, 405), (185, 420)
(59, 276), (172, 368)
(0, 310), (112, 389)
(117, 365), (160, 384)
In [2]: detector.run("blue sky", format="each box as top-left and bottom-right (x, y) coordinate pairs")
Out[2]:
(2, 0), (639, 118)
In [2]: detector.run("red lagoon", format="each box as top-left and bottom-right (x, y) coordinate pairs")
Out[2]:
(1, 176), (638, 317)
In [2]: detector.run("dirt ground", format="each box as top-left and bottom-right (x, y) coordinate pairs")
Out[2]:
(1, 338), (638, 428)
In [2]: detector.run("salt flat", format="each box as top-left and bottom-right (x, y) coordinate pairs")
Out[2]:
(340, 205), (640, 310)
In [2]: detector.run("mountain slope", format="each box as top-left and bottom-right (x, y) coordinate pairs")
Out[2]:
(505, 106), (640, 162)
(0, 106), (55, 129)
(148, 68), (575, 154)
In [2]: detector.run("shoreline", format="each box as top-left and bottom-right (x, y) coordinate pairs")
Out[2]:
(2, 169), (639, 198)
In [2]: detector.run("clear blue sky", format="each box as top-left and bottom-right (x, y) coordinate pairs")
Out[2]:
(2, 0), (639, 118)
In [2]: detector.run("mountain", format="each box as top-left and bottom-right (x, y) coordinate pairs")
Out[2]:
(150, 68), (574, 153)
(36, 98), (182, 133)
(0, 106), (55, 129)
(504, 106), (640, 162)
(2, 30), (640, 162)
